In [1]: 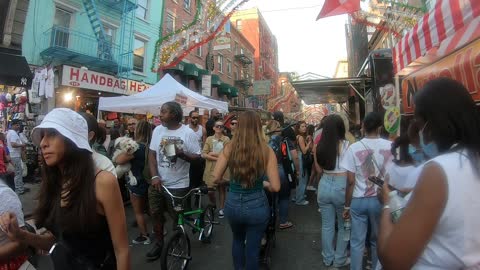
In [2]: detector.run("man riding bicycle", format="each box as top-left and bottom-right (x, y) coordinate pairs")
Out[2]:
(146, 102), (201, 261)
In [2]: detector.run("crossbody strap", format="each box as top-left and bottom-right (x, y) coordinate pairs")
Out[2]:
(359, 140), (385, 178)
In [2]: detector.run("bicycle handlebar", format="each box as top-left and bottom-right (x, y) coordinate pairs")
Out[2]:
(161, 185), (210, 201)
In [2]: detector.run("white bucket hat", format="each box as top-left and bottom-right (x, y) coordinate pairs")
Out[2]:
(31, 108), (92, 152)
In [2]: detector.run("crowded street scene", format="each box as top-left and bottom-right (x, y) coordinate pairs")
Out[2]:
(1, 0), (480, 269)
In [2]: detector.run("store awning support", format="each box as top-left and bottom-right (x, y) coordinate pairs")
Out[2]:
(348, 83), (365, 102)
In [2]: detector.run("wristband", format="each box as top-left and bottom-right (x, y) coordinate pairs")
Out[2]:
(383, 205), (391, 210)
(343, 206), (350, 210)
(151, 176), (160, 181)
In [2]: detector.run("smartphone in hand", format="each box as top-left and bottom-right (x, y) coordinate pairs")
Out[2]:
(368, 176), (397, 191)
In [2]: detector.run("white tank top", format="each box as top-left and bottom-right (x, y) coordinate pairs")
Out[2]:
(413, 151), (480, 269)
(190, 125), (203, 148)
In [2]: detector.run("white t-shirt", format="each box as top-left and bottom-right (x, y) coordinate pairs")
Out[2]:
(340, 138), (393, 198)
(150, 125), (201, 188)
(0, 181), (24, 245)
(6, 130), (22, 158)
(93, 151), (117, 177)
(385, 163), (416, 190)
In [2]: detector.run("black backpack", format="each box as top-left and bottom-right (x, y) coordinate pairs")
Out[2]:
(269, 136), (297, 189)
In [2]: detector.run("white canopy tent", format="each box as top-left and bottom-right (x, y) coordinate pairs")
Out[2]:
(98, 74), (229, 116)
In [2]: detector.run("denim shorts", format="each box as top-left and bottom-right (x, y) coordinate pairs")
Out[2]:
(128, 177), (149, 197)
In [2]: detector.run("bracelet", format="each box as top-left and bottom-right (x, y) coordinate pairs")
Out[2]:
(383, 205), (391, 210)
(151, 176), (160, 180)
(343, 206), (350, 210)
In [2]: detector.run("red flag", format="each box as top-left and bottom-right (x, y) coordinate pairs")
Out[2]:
(316, 0), (360, 20)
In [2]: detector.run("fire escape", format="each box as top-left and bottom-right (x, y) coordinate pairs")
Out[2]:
(41, 0), (137, 76)
(234, 53), (253, 91)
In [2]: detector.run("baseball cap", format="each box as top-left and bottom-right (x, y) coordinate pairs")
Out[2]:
(31, 108), (92, 152)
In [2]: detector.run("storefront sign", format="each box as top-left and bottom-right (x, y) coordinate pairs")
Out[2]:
(252, 80), (271, 96)
(201, 75), (212, 96)
(213, 36), (231, 51)
(401, 39), (480, 114)
(61, 65), (151, 95)
(175, 93), (188, 106)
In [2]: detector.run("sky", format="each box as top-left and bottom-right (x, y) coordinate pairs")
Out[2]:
(241, 0), (348, 78)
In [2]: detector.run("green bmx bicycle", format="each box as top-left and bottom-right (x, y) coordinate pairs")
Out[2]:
(160, 185), (218, 270)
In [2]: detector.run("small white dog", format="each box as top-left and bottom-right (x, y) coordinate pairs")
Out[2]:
(112, 137), (139, 186)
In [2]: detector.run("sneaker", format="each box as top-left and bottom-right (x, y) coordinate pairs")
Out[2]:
(296, 200), (309, 206)
(306, 186), (317, 191)
(15, 190), (25, 195)
(132, 234), (151, 245)
(333, 258), (351, 268)
(218, 209), (225, 219)
(146, 241), (163, 260)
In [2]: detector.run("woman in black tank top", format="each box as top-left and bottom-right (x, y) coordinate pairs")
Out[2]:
(0, 108), (130, 270)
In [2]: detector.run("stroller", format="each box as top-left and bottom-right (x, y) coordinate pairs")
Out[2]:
(260, 190), (277, 269)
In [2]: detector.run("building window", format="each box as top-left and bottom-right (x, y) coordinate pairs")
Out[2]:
(136, 0), (148, 19)
(217, 54), (223, 73)
(165, 12), (175, 33)
(183, 0), (191, 11)
(236, 19), (242, 31)
(196, 44), (202, 57)
(52, 8), (72, 48)
(104, 26), (115, 44)
(227, 60), (232, 76)
(240, 47), (244, 55)
(234, 42), (239, 54)
(233, 65), (239, 80)
(133, 38), (145, 73)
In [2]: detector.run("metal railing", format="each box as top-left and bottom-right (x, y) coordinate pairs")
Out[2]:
(42, 26), (126, 63)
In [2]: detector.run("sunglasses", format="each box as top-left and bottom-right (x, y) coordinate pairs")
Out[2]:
(231, 122), (238, 126)
(191, 117), (199, 119)
(215, 125), (224, 129)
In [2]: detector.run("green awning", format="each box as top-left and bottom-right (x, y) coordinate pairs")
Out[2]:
(184, 63), (199, 77)
(198, 69), (209, 76)
(195, 68), (210, 81)
(218, 83), (232, 96)
(165, 61), (185, 72)
(230, 87), (239, 97)
(211, 74), (222, 86)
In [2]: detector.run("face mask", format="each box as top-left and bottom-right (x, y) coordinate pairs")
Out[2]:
(409, 144), (424, 164)
(419, 123), (439, 159)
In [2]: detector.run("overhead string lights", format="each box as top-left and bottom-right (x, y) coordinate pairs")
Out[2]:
(152, 0), (249, 72)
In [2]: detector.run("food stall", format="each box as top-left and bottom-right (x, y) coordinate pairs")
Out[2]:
(393, 0), (480, 114)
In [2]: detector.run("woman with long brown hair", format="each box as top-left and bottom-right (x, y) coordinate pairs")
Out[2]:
(0, 108), (130, 270)
(213, 111), (280, 270)
(295, 121), (313, 205)
(115, 120), (152, 245)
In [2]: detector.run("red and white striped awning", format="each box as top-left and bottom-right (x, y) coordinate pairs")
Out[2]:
(393, 0), (480, 75)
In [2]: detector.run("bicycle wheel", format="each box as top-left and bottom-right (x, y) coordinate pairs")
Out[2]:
(161, 231), (191, 270)
(200, 205), (215, 243)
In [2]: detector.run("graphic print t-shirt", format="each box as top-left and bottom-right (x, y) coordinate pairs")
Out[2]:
(150, 125), (201, 188)
(340, 138), (393, 198)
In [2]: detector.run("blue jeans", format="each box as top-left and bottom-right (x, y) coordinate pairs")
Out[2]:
(277, 165), (290, 224)
(295, 152), (309, 204)
(224, 190), (270, 270)
(317, 174), (348, 266)
(350, 197), (382, 270)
